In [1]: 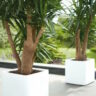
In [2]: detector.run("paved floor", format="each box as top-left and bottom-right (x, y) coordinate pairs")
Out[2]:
(49, 74), (96, 96)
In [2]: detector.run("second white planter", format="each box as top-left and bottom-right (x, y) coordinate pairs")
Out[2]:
(65, 58), (95, 85)
(1, 68), (49, 96)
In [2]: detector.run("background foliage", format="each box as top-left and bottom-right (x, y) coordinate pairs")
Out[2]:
(0, 0), (96, 65)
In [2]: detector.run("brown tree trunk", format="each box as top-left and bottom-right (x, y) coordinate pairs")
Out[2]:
(75, 29), (82, 60)
(21, 12), (44, 74)
(21, 27), (44, 74)
(82, 15), (92, 60)
(21, 23), (34, 74)
(21, 13), (34, 74)
(5, 21), (21, 71)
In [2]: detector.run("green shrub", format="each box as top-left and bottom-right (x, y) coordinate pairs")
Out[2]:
(90, 47), (96, 53)
(0, 21), (9, 48)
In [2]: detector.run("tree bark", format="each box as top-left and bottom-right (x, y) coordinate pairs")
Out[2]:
(75, 29), (82, 60)
(5, 21), (21, 71)
(21, 23), (33, 74)
(21, 12), (44, 74)
(82, 15), (92, 60)
(21, 13), (34, 74)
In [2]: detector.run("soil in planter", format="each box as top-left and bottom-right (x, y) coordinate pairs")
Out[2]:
(10, 70), (40, 75)
(72, 59), (88, 61)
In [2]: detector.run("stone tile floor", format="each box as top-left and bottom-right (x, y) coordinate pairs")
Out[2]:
(49, 74), (96, 96)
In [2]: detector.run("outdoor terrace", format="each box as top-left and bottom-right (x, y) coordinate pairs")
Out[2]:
(0, 60), (96, 96)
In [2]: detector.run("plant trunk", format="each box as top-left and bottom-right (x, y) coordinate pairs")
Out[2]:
(82, 15), (92, 60)
(21, 27), (44, 74)
(5, 21), (21, 71)
(21, 23), (34, 74)
(75, 29), (82, 60)
(20, 10), (44, 74)
(75, 15), (92, 61)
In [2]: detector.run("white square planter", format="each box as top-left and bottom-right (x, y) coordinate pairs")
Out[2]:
(65, 58), (95, 85)
(1, 68), (49, 96)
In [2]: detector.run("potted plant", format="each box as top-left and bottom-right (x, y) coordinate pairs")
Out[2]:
(65, 0), (96, 85)
(0, 0), (62, 96)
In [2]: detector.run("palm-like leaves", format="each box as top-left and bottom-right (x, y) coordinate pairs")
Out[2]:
(58, 0), (96, 60)
(72, 0), (96, 32)
(0, 0), (62, 64)
(71, 0), (96, 60)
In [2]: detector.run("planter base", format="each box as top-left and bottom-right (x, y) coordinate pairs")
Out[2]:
(65, 59), (95, 85)
(1, 68), (49, 96)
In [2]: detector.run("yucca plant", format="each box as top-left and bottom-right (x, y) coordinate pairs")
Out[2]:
(70, 0), (96, 60)
(0, 0), (62, 74)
